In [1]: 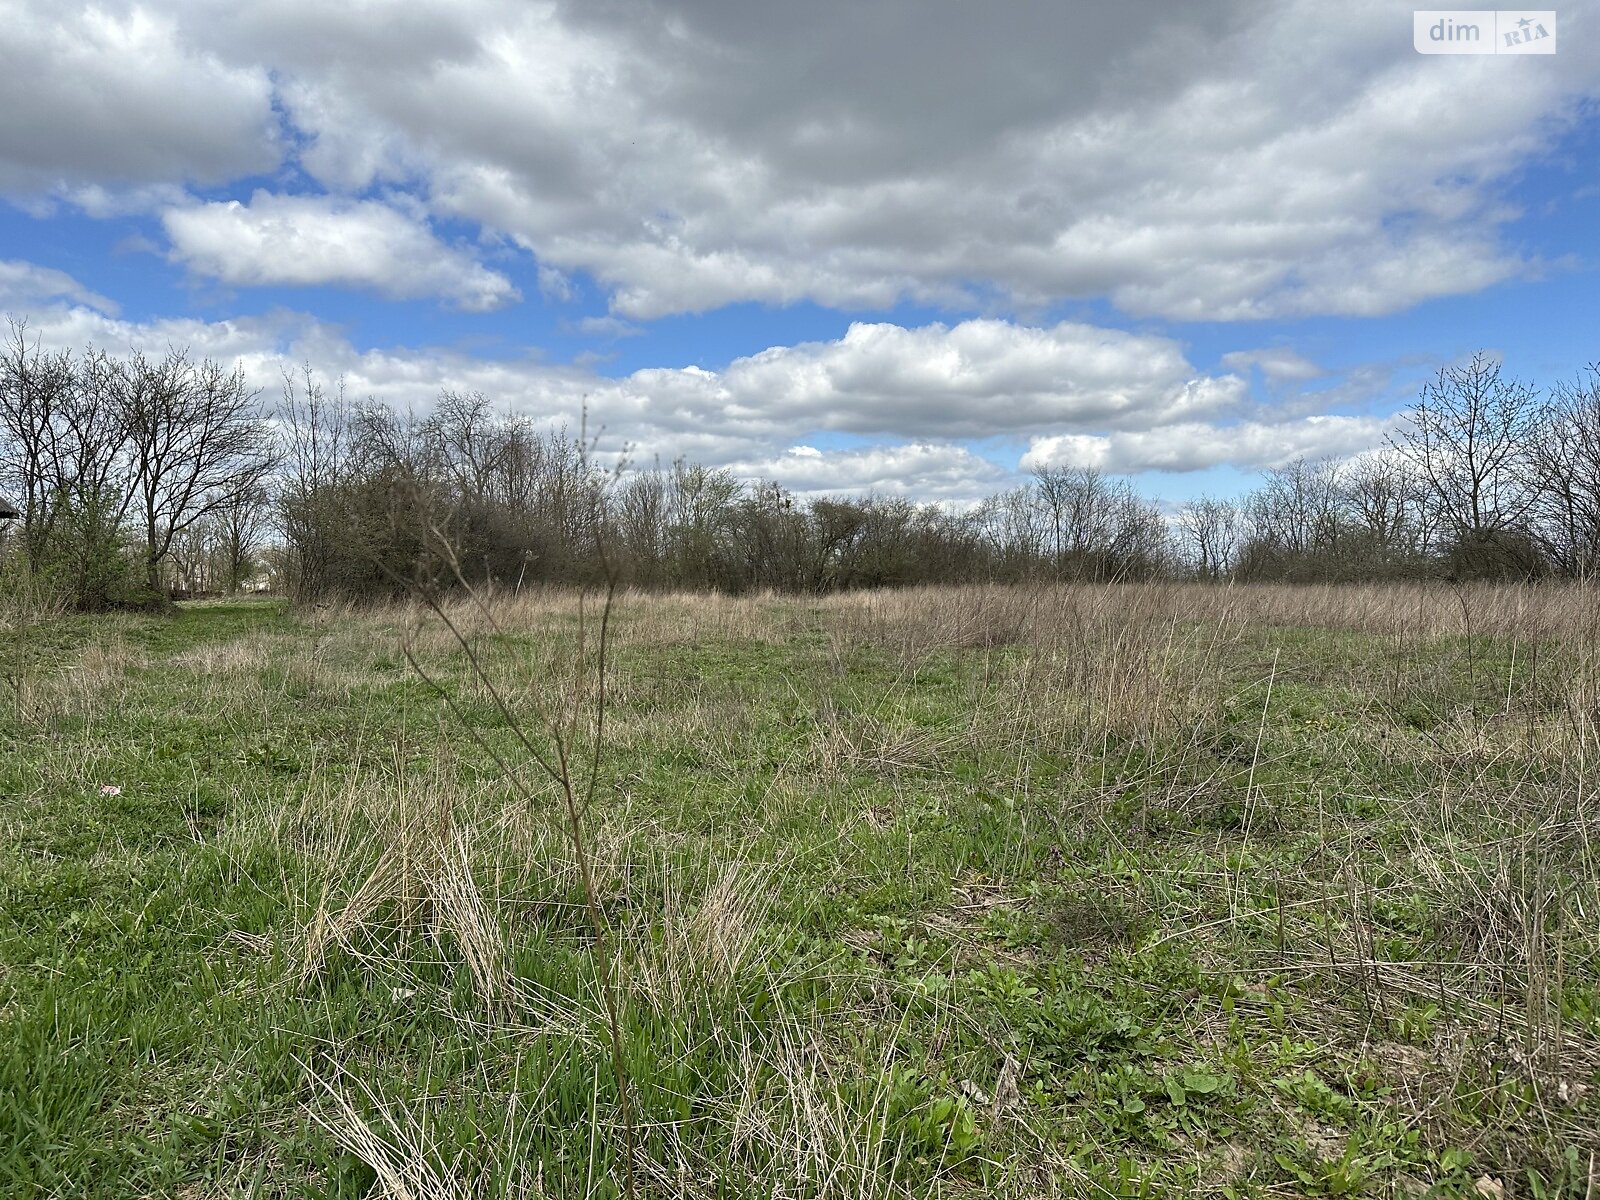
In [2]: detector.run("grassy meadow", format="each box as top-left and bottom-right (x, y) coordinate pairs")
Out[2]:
(2, 582), (1599, 1198)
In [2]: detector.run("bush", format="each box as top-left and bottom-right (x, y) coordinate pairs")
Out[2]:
(1442, 528), (1549, 582)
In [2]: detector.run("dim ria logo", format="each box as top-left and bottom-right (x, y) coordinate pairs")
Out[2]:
(1414, 10), (1556, 53)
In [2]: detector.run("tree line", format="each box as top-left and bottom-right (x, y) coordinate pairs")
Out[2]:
(1188, 354), (1600, 584)
(4, 318), (1599, 608)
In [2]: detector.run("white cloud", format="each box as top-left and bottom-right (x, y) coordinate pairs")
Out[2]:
(570, 315), (643, 338)
(537, 265), (576, 302)
(250, 0), (1600, 319)
(0, 272), (1407, 491)
(1221, 348), (1324, 383)
(686, 319), (1247, 438)
(161, 192), (520, 311)
(1024, 415), (1395, 475)
(54, 182), (195, 219)
(5, 0), (1595, 320)
(0, 1), (277, 194)
(0, 259), (120, 315)
(727, 443), (1011, 503)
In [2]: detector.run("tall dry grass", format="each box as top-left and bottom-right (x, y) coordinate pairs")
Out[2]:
(248, 579), (1600, 1192)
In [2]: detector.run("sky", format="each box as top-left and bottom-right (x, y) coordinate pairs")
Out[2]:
(1, 0), (1597, 507)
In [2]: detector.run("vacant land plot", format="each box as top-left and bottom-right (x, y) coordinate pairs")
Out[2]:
(2, 583), (1598, 1198)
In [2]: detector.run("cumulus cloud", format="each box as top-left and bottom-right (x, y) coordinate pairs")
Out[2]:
(0, 0), (277, 194)
(4, 274), (1366, 494)
(726, 443), (1011, 503)
(1023, 416), (1395, 475)
(668, 319), (1247, 438)
(162, 192), (520, 311)
(570, 315), (644, 338)
(0, 259), (120, 315)
(256, 0), (1600, 318)
(6, 0), (1595, 320)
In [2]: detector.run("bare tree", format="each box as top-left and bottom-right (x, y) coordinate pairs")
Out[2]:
(1177, 495), (1242, 579)
(216, 484), (270, 591)
(1028, 465), (1170, 580)
(613, 467), (669, 585)
(427, 389), (506, 502)
(667, 461), (742, 587)
(276, 364), (355, 597)
(120, 348), (277, 593)
(0, 319), (76, 571)
(1034, 465), (1112, 569)
(168, 519), (215, 594)
(1248, 457), (1345, 558)
(1529, 365), (1600, 577)
(1340, 454), (1432, 571)
(1388, 354), (1542, 547)
(973, 485), (1047, 577)
(0, 325), (140, 606)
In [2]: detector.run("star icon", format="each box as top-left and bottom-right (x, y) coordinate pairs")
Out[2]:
(1517, 16), (1532, 28)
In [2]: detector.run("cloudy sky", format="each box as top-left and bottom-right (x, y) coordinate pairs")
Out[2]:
(1, 0), (1597, 504)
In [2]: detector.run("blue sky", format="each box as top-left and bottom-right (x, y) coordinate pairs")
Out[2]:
(2, 0), (1598, 506)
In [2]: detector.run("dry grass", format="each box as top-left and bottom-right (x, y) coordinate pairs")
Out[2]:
(629, 857), (776, 1018)
(289, 765), (504, 997)
(15, 581), (1600, 1197)
(302, 1059), (479, 1200)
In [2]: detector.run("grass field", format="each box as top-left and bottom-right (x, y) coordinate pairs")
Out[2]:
(2, 583), (1599, 1198)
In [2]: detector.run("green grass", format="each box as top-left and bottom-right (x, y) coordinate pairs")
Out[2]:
(1, 586), (1598, 1198)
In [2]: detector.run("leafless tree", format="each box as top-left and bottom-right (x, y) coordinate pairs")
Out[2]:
(1034, 466), (1113, 565)
(1388, 353), (1542, 544)
(216, 483), (270, 591)
(0, 320), (76, 570)
(1247, 457), (1345, 558)
(1177, 496), (1242, 579)
(276, 365), (355, 597)
(667, 461), (742, 587)
(613, 467), (670, 584)
(0, 325), (138, 606)
(1028, 465), (1170, 580)
(1529, 365), (1600, 577)
(120, 348), (277, 593)
(428, 389), (507, 502)
(973, 485), (1047, 575)
(1339, 453), (1435, 572)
